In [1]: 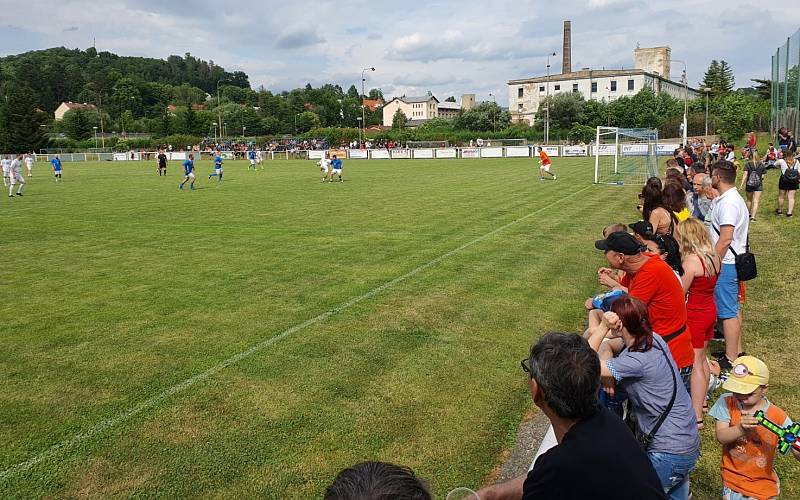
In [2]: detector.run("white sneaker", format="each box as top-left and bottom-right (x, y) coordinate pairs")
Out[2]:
(553, 175), (557, 180)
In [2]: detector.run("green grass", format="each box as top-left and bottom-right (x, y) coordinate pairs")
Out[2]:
(1, 157), (798, 498)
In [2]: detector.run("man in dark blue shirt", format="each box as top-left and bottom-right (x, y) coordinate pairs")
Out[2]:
(179, 154), (196, 190)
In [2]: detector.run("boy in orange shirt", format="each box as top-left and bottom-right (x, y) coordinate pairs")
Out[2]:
(709, 356), (800, 500)
(537, 147), (557, 181)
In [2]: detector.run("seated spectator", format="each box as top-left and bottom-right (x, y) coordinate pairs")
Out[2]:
(763, 143), (778, 169)
(587, 297), (700, 500)
(476, 332), (664, 500)
(325, 461), (432, 500)
(592, 232), (694, 389)
(710, 356), (800, 500)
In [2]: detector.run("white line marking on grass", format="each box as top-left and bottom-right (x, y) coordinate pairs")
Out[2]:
(0, 184), (593, 482)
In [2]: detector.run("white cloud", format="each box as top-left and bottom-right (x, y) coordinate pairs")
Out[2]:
(0, 0), (795, 103)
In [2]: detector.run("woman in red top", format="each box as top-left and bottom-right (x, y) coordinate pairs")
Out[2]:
(675, 218), (721, 428)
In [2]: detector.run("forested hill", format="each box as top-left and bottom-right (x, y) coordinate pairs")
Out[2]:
(0, 47), (250, 113)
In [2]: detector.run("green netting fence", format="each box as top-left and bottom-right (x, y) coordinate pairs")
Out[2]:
(772, 28), (800, 136)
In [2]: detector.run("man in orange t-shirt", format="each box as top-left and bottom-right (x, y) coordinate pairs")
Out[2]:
(537, 147), (557, 181)
(593, 232), (694, 385)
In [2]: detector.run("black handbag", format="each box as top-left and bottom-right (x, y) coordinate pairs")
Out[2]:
(713, 225), (757, 281)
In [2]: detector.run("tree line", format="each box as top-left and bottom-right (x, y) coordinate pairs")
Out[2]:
(0, 49), (772, 152)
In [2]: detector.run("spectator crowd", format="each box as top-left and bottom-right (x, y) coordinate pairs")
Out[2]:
(323, 134), (800, 500)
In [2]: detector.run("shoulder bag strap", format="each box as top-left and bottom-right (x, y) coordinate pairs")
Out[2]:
(644, 343), (678, 444)
(712, 224), (748, 256)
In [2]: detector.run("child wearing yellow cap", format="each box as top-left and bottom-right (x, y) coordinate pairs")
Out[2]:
(709, 356), (800, 499)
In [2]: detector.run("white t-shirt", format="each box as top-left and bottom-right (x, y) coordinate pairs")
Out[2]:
(709, 187), (749, 265)
(725, 151), (735, 162)
(25, 157), (34, 167)
(1, 159), (10, 172)
(318, 158), (330, 170)
(10, 159), (22, 174)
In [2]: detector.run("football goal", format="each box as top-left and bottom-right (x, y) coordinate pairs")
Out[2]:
(594, 127), (659, 185)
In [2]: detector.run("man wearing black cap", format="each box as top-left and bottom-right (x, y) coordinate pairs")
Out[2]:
(592, 232), (695, 386)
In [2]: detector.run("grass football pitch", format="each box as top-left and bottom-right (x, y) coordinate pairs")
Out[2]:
(1, 157), (798, 498)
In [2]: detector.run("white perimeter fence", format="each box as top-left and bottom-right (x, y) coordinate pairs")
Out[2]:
(18, 143), (683, 163)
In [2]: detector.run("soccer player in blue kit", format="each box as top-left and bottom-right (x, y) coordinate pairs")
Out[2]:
(179, 154), (196, 190)
(208, 151), (223, 181)
(51, 155), (63, 182)
(330, 154), (344, 182)
(247, 149), (257, 171)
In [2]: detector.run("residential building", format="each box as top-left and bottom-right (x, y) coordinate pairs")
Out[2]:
(381, 93), (480, 126)
(382, 95), (439, 126)
(54, 101), (98, 121)
(362, 98), (384, 112)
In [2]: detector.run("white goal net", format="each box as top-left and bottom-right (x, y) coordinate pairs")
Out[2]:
(594, 127), (659, 185)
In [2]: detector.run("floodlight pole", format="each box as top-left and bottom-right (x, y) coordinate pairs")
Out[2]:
(489, 93), (497, 132)
(704, 87), (710, 136)
(93, 126), (98, 149)
(669, 59), (688, 145)
(545, 52), (556, 144)
(357, 117), (363, 145)
(361, 67), (375, 135)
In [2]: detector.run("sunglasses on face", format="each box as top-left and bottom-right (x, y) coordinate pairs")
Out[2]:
(521, 357), (532, 375)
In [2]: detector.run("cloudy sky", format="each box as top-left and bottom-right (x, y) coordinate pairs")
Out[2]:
(2, 0), (798, 104)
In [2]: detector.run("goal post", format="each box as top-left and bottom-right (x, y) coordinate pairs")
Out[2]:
(594, 127), (659, 185)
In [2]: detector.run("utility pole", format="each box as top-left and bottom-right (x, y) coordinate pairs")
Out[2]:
(545, 52), (556, 144)
(217, 79), (228, 140)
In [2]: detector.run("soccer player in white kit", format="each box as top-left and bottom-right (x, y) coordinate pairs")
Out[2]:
(9, 154), (26, 197)
(256, 150), (264, 169)
(25, 153), (34, 177)
(1, 155), (10, 187)
(318, 154), (331, 182)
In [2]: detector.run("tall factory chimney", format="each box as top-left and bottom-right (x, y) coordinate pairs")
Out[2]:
(562, 20), (571, 74)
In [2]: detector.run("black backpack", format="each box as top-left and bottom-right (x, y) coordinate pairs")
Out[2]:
(746, 163), (763, 187)
(784, 160), (800, 182)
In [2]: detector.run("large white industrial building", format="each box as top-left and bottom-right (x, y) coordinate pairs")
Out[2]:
(508, 23), (700, 125)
